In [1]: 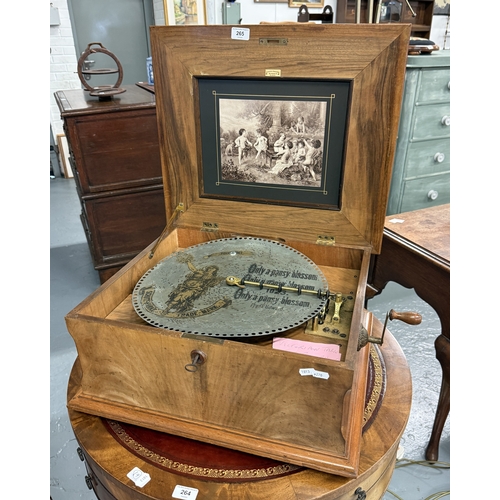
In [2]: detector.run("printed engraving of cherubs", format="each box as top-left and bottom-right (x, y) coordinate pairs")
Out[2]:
(166, 253), (225, 313)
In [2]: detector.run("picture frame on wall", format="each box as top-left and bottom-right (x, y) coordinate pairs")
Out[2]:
(163, 0), (206, 25)
(56, 133), (73, 179)
(289, 0), (325, 7)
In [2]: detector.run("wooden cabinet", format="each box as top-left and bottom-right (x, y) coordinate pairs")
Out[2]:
(387, 51), (450, 215)
(54, 85), (167, 283)
(335, 0), (435, 39)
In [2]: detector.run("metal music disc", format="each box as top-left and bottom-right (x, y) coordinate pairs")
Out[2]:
(132, 237), (329, 337)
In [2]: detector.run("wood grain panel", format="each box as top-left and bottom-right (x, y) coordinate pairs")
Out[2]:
(151, 24), (410, 255)
(68, 321), (411, 499)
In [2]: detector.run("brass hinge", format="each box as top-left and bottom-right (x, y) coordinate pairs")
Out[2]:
(149, 203), (184, 259)
(316, 235), (335, 246)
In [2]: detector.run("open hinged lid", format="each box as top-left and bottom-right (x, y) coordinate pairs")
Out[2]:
(151, 24), (410, 254)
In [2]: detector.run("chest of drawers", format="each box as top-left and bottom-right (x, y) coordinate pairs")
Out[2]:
(54, 85), (167, 283)
(387, 51), (450, 215)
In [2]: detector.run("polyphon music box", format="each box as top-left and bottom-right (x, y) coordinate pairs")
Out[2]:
(65, 24), (411, 478)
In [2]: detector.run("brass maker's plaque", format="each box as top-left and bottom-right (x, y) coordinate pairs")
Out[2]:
(132, 237), (328, 337)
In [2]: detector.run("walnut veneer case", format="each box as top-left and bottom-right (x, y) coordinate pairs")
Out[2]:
(65, 24), (411, 478)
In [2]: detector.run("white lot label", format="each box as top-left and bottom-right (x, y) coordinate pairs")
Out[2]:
(231, 27), (250, 40)
(173, 485), (199, 499)
(126, 467), (151, 487)
(299, 368), (330, 379)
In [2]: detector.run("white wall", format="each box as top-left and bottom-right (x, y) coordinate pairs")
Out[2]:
(430, 14), (450, 50)
(49, 0), (166, 137)
(154, 0), (166, 25)
(50, 0), (81, 137)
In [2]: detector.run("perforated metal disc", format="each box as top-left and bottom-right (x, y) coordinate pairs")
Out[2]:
(132, 238), (328, 338)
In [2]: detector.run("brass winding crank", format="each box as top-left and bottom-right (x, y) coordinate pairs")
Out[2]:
(358, 309), (422, 350)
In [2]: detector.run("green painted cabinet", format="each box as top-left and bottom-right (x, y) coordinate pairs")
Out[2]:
(387, 51), (450, 215)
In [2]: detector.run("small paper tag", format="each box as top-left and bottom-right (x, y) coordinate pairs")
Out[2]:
(388, 218), (405, 224)
(299, 368), (315, 376)
(135, 473), (151, 487)
(273, 337), (341, 361)
(173, 485), (199, 499)
(127, 467), (151, 487)
(299, 368), (330, 379)
(231, 27), (250, 41)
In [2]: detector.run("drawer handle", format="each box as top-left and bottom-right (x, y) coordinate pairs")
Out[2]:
(85, 475), (94, 490)
(441, 115), (450, 126)
(76, 447), (85, 462)
(427, 190), (439, 201)
(434, 152), (445, 163)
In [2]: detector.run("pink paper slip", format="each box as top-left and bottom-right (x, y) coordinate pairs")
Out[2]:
(272, 337), (342, 361)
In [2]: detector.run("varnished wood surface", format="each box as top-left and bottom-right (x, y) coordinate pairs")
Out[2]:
(368, 203), (450, 320)
(384, 204), (450, 263)
(54, 84), (157, 116)
(367, 204), (449, 462)
(65, 226), (375, 477)
(68, 319), (411, 500)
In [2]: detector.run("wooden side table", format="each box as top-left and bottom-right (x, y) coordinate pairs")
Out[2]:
(367, 204), (450, 461)
(68, 318), (411, 500)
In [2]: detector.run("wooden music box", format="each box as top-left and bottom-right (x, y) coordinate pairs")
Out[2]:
(66, 24), (411, 478)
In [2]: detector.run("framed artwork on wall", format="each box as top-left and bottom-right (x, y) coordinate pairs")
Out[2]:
(163, 0), (206, 25)
(56, 133), (73, 179)
(289, 0), (324, 7)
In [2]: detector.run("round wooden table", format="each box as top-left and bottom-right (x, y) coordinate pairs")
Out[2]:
(68, 321), (411, 500)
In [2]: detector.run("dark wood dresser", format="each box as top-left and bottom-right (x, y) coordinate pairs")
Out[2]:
(54, 85), (166, 283)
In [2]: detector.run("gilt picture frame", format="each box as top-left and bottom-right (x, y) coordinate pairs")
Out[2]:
(163, 0), (206, 25)
(288, 0), (325, 7)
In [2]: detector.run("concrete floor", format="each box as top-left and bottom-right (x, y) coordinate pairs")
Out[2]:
(50, 177), (450, 499)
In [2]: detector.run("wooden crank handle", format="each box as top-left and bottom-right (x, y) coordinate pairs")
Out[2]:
(388, 309), (422, 325)
(358, 309), (422, 351)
